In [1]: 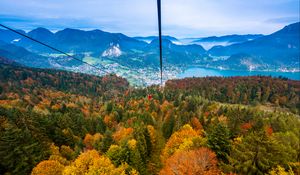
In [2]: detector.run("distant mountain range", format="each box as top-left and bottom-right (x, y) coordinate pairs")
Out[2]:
(0, 22), (299, 73)
(134, 35), (179, 43)
(209, 22), (300, 70)
(0, 27), (208, 67)
(193, 34), (263, 43)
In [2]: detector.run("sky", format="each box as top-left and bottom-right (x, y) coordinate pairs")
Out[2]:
(0, 0), (299, 38)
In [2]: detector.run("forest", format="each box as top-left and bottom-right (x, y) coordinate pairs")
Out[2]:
(0, 63), (299, 175)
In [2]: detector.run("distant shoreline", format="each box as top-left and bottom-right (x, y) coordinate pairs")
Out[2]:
(177, 65), (300, 81)
(184, 64), (300, 73)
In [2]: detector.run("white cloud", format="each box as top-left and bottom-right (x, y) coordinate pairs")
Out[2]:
(0, 0), (298, 37)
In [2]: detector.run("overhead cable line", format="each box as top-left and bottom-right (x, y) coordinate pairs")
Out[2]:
(0, 23), (109, 74)
(157, 0), (163, 86)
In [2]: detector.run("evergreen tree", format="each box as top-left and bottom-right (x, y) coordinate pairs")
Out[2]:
(207, 123), (231, 162)
(227, 132), (293, 174)
(0, 122), (48, 175)
(98, 130), (114, 153)
(162, 114), (175, 139)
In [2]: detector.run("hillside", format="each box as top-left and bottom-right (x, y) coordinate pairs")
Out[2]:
(0, 63), (299, 175)
(165, 76), (300, 112)
(0, 63), (129, 98)
(0, 41), (53, 68)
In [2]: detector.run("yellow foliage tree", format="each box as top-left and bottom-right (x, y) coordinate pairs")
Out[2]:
(128, 139), (137, 150)
(31, 160), (64, 175)
(48, 143), (70, 165)
(162, 124), (202, 160)
(50, 143), (61, 156)
(147, 125), (156, 145)
(63, 150), (137, 175)
(268, 165), (294, 175)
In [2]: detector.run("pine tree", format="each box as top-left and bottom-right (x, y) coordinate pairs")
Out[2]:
(227, 132), (293, 175)
(0, 122), (48, 175)
(98, 130), (114, 153)
(162, 114), (175, 139)
(207, 123), (231, 162)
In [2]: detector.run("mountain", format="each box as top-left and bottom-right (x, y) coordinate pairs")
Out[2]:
(208, 22), (300, 70)
(188, 34), (264, 50)
(0, 23), (298, 81)
(0, 28), (210, 86)
(0, 56), (21, 66)
(0, 40), (85, 69)
(14, 28), (148, 55)
(53, 28), (147, 53)
(28, 27), (54, 41)
(213, 53), (267, 70)
(0, 28), (208, 68)
(134, 35), (178, 43)
(0, 41), (53, 68)
(98, 39), (208, 69)
(149, 39), (205, 53)
(147, 39), (208, 64)
(0, 29), (26, 43)
(194, 34), (263, 43)
(16, 27), (55, 53)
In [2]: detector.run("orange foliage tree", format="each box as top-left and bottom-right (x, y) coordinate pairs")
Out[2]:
(113, 127), (133, 142)
(191, 117), (203, 131)
(83, 133), (103, 150)
(159, 147), (220, 175)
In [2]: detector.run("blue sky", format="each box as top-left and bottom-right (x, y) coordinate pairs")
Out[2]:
(0, 0), (299, 37)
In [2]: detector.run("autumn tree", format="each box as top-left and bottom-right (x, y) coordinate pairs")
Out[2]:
(159, 147), (220, 175)
(31, 160), (64, 175)
(63, 150), (136, 175)
(268, 165), (294, 175)
(162, 124), (203, 160)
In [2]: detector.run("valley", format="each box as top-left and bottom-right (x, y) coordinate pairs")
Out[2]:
(0, 22), (299, 86)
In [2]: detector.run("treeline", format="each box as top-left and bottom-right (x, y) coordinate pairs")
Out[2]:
(0, 64), (129, 98)
(0, 64), (299, 175)
(165, 76), (300, 113)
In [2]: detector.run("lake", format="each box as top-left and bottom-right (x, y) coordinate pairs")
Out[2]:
(177, 67), (300, 80)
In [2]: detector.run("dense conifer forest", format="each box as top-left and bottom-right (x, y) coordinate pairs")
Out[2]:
(0, 63), (299, 175)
